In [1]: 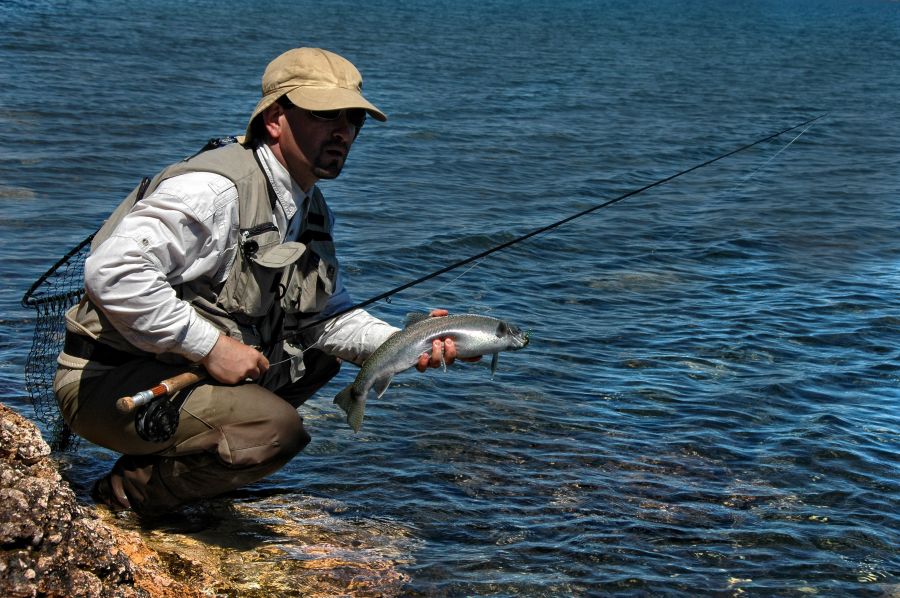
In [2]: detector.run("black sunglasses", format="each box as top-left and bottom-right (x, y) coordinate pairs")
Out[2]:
(308, 108), (367, 129)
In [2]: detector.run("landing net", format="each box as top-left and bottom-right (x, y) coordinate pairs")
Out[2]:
(21, 234), (94, 451)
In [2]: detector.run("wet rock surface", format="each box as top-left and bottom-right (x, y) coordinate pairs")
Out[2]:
(0, 403), (201, 598)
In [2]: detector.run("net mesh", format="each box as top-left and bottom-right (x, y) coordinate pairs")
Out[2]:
(21, 233), (95, 451)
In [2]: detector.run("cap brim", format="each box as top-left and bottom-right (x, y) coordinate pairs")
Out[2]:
(286, 86), (387, 122)
(244, 86), (387, 141)
(245, 94), (281, 140)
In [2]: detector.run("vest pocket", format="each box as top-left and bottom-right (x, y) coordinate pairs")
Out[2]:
(280, 239), (338, 315)
(225, 229), (299, 318)
(219, 228), (338, 321)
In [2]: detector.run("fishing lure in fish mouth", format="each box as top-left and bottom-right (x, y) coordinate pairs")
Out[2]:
(333, 313), (530, 432)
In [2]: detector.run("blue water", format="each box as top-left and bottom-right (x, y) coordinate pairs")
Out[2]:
(2, 0), (899, 595)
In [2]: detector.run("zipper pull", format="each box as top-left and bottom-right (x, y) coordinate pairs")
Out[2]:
(240, 230), (259, 259)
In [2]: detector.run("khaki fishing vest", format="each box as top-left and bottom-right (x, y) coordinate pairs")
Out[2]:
(67, 141), (338, 377)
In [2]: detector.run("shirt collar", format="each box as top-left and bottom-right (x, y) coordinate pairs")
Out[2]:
(254, 143), (314, 220)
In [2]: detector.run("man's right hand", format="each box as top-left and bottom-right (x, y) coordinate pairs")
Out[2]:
(200, 335), (270, 384)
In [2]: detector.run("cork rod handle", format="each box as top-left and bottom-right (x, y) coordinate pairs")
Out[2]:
(115, 371), (206, 414)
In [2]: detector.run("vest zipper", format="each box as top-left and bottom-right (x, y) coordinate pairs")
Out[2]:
(240, 223), (278, 259)
(241, 222), (278, 237)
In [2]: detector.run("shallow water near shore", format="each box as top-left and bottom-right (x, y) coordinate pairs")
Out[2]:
(2, 0), (899, 595)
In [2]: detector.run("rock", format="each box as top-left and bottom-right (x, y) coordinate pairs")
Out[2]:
(0, 402), (411, 597)
(0, 403), (204, 598)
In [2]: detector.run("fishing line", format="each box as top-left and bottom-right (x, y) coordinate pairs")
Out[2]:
(290, 113), (827, 342)
(638, 120), (819, 261)
(387, 257), (488, 304)
(401, 122), (808, 303)
(734, 120), (817, 187)
(285, 113), (827, 340)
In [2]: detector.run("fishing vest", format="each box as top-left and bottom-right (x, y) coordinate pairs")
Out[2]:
(67, 141), (338, 381)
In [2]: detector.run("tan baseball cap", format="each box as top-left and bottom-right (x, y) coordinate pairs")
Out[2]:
(246, 47), (387, 139)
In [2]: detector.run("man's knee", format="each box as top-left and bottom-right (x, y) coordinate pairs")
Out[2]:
(210, 390), (310, 468)
(277, 408), (311, 458)
(116, 398), (310, 512)
(195, 385), (310, 469)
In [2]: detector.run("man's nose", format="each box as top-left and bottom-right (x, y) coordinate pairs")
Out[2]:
(332, 114), (358, 141)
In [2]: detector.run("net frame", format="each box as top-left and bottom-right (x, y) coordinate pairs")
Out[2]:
(21, 233), (95, 450)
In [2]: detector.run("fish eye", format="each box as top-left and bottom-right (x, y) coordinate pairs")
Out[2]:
(495, 321), (508, 338)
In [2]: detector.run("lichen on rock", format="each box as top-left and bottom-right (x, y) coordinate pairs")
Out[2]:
(0, 403), (201, 598)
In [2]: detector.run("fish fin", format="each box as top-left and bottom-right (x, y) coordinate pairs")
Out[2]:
(333, 385), (366, 433)
(348, 402), (365, 433)
(333, 385), (353, 415)
(373, 373), (394, 399)
(490, 352), (499, 378)
(403, 312), (432, 327)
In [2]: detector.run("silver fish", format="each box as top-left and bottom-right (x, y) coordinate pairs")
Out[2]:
(333, 313), (530, 432)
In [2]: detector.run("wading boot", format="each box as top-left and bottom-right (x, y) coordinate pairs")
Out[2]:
(91, 471), (132, 512)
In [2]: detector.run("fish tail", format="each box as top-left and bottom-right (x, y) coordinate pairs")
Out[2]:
(333, 385), (366, 433)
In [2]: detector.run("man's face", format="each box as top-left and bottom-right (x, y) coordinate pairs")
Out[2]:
(267, 104), (363, 191)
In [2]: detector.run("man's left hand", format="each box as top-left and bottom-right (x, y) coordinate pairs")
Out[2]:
(415, 309), (482, 372)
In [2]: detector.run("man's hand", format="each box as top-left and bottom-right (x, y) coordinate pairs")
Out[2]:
(415, 309), (482, 372)
(200, 334), (270, 384)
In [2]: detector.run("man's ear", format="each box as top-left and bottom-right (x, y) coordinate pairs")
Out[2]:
(262, 103), (285, 141)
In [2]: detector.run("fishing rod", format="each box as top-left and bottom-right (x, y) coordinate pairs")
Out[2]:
(282, 112), (828, 341)
(109, 114), (827, 437)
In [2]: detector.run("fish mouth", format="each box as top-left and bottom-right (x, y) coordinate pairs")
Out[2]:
(515, 331), (530, 349)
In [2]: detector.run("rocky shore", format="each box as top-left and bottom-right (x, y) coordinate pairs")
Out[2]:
(0, 402), (203, 597)
(0, 402), (410, 597)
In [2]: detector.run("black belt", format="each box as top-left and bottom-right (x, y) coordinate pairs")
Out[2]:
(63, 332), (140, 367)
